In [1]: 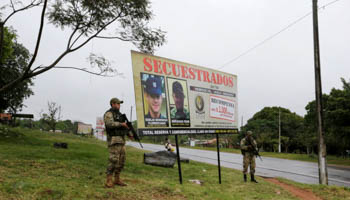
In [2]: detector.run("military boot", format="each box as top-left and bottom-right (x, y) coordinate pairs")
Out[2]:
(250, 174), (258, 183)
(243, 174), (247, 182)
(114, 173), (127, 186)
(105, 174), (114, 188)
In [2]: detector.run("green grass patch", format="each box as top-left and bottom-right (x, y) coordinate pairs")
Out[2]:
(0, 125), (349, 199)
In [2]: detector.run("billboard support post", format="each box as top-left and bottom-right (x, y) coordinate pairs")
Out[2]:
(175, 134), (183, 184)
(216, 133), (222, 184)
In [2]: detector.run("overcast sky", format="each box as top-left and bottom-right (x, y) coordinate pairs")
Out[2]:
(4, 0), (350, 127)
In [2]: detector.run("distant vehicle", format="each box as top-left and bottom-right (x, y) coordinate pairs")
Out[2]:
(77, 122), (93, 135)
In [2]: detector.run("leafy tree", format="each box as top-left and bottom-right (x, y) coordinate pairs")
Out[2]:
(40, 101), (62, 132)
(56, 119), (74, 133)
(0, 0), (165, 93)
(0, 26), (15, 63)
(15, 118), (33, 128)
(0, 27), (34, 113)
(305, 78), (350, 156)
(242, 107), (304, 153)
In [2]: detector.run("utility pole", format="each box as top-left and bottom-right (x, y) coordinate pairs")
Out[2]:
(312, 0), (328, 185)
(130, 106), (133, 121)
(278, 107), (281, 153)
(241, 116), (243, 128)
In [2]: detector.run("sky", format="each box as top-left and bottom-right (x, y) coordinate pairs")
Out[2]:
(3, 0), (350, 127)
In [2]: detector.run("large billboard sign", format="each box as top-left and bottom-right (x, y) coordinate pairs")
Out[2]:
(131, 51), (238, 136)
(77, 122), (92, 135)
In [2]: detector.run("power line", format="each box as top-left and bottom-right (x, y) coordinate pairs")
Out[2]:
(219, 0), (341, 69)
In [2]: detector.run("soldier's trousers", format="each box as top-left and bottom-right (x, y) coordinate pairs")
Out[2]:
(106, 144), (126, 175)
(243, 153), (256, 175)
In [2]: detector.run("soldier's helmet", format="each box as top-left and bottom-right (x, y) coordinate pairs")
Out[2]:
(172, 81), (184, 98)
(145, 76), (162, 96)
(246, 131), (253, 136)
(110, 98), (123, 106)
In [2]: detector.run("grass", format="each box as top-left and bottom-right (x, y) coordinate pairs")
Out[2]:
(183, 145), (350, 167)
(0, 125), (349, 200)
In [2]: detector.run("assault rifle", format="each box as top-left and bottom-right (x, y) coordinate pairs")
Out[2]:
(246, 137), (263, 161)
(120, 114), (143, 148)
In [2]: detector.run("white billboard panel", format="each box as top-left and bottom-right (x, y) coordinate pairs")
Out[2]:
(131, 51), (238, 135)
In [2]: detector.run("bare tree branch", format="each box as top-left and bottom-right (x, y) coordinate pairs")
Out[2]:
(33, 65), (120, 77)
(3, 0), (43, 25)
(67, 25), (79, 50)
(24, 0), (47, 75)
(0, 48), (70, 93)
(25, 49), (71, 78)
(10, 0), (15, 11)
(69, 31), (85, 49)
(70, 13), (122, 52)
(95, 35), (134, 42)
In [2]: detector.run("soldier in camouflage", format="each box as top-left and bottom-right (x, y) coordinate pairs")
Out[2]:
(240, 131), (258, 183)
(104, 98), (133, 188)
(170, 81), (190, 120)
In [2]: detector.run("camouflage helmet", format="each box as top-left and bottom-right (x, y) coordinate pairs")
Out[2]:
(246, 131), (253, 136)
(110, 97), (123, 106)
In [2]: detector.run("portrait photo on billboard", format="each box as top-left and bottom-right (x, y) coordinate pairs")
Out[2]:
(141, 73), (169, 127)
(167, 78), (190, 127)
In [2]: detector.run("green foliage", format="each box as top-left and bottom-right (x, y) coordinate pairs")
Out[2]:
(40, 101), (62, 132)
(305, 78), (350, 155)
(242, 107), (304, 153)
(0, 27), (33, 113)
(47, 0), (165, 54)
(56, 119), (74, 133)
(0, 26), (15, 63)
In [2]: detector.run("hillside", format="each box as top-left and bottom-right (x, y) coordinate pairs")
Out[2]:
(0, 125), (349, 200)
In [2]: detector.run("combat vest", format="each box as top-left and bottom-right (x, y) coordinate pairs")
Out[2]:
(104, 108), (129, 137)
(240, 137), (257, 156)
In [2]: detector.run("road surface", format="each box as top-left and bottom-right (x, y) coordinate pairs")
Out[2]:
(127, 142), (350, 187)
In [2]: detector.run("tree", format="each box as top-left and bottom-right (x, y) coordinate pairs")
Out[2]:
(242, 107), (304, 153)
(305, 78), (350, 156)
(56, 119), (74, 133)
(40, 101), (62, 132)
(0, 26), (34, 113)
(0, 0), (166, 93)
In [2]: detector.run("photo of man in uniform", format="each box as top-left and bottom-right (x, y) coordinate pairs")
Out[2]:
(144, 75), (167, 119)
(170, 81), (190, 120)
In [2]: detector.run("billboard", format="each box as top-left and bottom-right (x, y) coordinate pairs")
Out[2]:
(131, 51), (238, 136)
(77, 122), (92, 135)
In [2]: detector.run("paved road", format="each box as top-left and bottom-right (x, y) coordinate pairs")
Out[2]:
(127, 142), (350, 187)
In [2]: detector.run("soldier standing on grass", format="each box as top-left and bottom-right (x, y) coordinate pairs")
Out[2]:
(240, 131), (258, 183)
(104, 98), (134, 188)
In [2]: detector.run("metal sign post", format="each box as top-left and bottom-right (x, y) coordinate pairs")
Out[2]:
(175, 134), (183, 184)
(216, 133), (222, 184)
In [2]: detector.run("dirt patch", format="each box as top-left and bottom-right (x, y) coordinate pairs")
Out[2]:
(264, 178), (322, 200)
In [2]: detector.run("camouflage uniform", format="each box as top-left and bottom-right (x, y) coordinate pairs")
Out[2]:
(240, 137), (257, 175)
(170, 107), (190, 120)
(104, 108), (131, 176)
(240, 131), (259, 183)
(170, 81), (190, 120)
